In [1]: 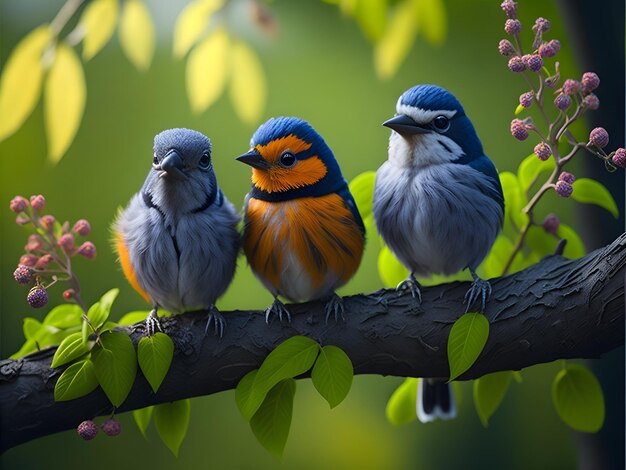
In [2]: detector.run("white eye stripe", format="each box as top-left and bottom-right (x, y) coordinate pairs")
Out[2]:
(396, 103), (457, 125)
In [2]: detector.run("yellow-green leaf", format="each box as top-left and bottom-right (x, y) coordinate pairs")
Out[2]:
(515, 103), (525, 115)
(374, 0), (417, 79)
(517, 153), (555, 195)
(229, 40), (267, 125)
(473, 371), (514, 426)
(412, 0), (446, 45)
(499, 171), (527, 231)
(54, 359), (99, 401)
(118, 310), (150, 325)
(173, 0), (224, 58)
(186, 28), (230, 114)
(354, 0), (387, 42)
(348, 171), (376, 221)
(119, 0), (155, 71)
(133, 406), (154, 438)
(571, 178), (619, 218)
(154, 399), (191, 456)
(557, 223), (586, 259)
(447, 313), (489, 381)
(552, 364), (605, 432)
(385, 377), (418, 425)
(80, 0), (119, 60)
(377, 244), (408, 288)
(138, 332), (174, 393)
(0, 25), (52, 141)
(44, 43), (86, 163)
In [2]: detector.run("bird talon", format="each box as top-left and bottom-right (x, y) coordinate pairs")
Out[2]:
(396, 275), (422, 302)
(464, 272), (492, 313)
(145, 308), (162, 336)
(324, 294), (345, 323)
(204, 306), (226, 337)
(265, 298), (291, 324)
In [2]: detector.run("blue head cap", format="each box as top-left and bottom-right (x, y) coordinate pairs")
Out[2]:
(399, 84), (466, 116)
(250, 117), (332, 160)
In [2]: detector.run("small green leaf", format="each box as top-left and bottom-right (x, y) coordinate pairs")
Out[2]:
(354, 0), (387, 42)
(499, 172), (527, 231)
(571, 178), (619, 218)
(378, 244), (409, 288)
(118, 310), (150, 325)
(552, 364), (605, 432)
(92, 332), (137, 407)
(133, 406), (154, 438)
(23, 317), (44, 340)
(241, 336), (320, 421)
(235, 369), (258, 418)
(473, 371), (514, 426)
(311, 345), (353, 408)
(154, 399), (191, 456)
(374, 0), (418, 79)
(54, 359), (98, 401)
(250, 378), (296, 459)
(51, 332), (91, 368)
(526, 225), (558, 258)
(138, 332), (174, 393)
(385, 377), (418, 425)
(517, 153), (555, 195)
(348, 171), (376, 222)
(514, 103), (525, 115)
(99, 321), (118, 333)
(557, 224), (586, 259)
(43, 304), (83, 328)
(88, 288), (120, 329)
(447, 313), (490, 381)
(512, 371), (523, 383)
(412, 0), (447, 46)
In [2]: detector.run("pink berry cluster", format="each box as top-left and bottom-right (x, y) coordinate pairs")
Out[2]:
(77, 418), (121, 441)
(9, 194), (96, 309)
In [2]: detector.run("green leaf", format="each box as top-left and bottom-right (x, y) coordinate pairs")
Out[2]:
(229, 39), (266, 125)
(236, 369), (259, 418)
(99, 321), (118, 333)
(377, 244), (409, 288)
(571, 178), (619, 218)
(51, 332), (92, 368)
(517, 153), (555, 195)
(479, 235), (514, 278)
(138, 332), (174, 393)
(119, 0), (156, 71)
(385, 377), (418, 425)
(241, 336), (320, 421)
(80, 0), (119, 60)
(557, 224), (586, 259)
(526, 225), (558, 258)
(311, 345), (353, 408)
(118, 310), (150, 325)
(447, 313), (490, 381)
(43, 304), (83, 328)
(133, 406), (154, 438)
(23, 317), (44, 340)
(348, 171), (376, 222)
(412, 0), (447, 46)
(498, 172), (527, 231)
(514, 103), (525, 115)
(374, 0), (418, 79)
(92, 332), (137, 407)
(54, 359), (98, 401)
(250, 378), (296, 459)
(354, 0), (387, 42)
(552, 364), (605, 432)
(473, 371), (514, 426)
(88, 288), (119, 329)
(154, 399), (191, 456)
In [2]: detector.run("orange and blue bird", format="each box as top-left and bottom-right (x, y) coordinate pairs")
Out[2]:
(237, 117), (365, 322)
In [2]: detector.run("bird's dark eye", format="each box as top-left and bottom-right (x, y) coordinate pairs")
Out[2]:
(153, 154), (158, 165)
(279, 151), (296, 168)
(433, 115), (450, 132)
(199, 152), (211, 170)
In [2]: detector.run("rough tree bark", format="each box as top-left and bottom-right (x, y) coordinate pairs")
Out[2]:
(1, 233), (624, 452)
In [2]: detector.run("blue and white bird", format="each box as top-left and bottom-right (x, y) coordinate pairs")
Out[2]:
(373, 84), (504, 422)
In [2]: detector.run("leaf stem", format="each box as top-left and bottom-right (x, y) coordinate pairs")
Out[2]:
(50, 0), (85, 37)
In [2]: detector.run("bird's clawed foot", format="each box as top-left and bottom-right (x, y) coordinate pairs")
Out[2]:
(324, 293), (345, 323)
(265, 297), (291, 324)
(396, 273), (422, 302)
(204, 305), (226, 337)
(464, 270), (492, 313)
(145, 308), (163, 336)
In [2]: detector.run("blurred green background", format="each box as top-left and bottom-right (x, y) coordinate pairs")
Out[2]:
(1, 0), (623, 468)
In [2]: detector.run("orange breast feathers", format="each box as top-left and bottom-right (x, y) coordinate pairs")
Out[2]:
(114, 231), (150, 303)
(243, 194), (364, 293)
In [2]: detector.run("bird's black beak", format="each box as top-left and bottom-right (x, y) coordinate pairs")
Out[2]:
(236, 149), (271, 170)
(157, 150), (187, 180)
(383, 115), (430, 135)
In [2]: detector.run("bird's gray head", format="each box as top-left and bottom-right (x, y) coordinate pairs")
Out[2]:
(384, 84), (484, 168)
(143, 128), (218, 214)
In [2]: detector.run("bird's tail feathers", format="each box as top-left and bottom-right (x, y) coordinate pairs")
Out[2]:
(417, 378), (457, 423)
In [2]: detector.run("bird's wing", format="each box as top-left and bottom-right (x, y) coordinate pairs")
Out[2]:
(468, 155), (505, 213)
(113, 230), (151, 303)
(337, 184), (366, 235)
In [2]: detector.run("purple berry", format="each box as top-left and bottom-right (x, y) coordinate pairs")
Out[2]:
(505, 19), (522, 35)
(581, 72), (600, 93)
(13, 265), (32, 284)
(555, 181), (573, 198)
(102, 418), (122, 437)
(589, 127), (609, 148)
(500, 0), (517, 18)
(508, 56), (526, 72)
(77, 420), (99, 441)
(583, 93), (600, 110)
(10, 196), (28, 213)
(532, 17), (551, 33)
(562, 79), (581, 95)
(538, 39), (560, 58)
(523, 54), (543, 72)
(519, 91), (534, 108)
(611, 148), (626, 168)
(510, 119), (529, 141)
(558, 172), (576, 184)
(77, 242), (97, 260)
(27, 286), (48, 308)
(554, 93), (571, 111)
(498, 39), (516, 56)
(72, 219), (91, 236)
(29, 195), (45, 211)
(534, 142), (552, 160)
(542, 213), (560, 234)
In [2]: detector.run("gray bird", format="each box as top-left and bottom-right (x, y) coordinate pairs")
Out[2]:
(373, 84), (504, 422)
(114, 128), (240, 336)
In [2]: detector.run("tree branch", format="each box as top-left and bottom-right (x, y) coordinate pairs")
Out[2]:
(1, 233), (625, 452)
